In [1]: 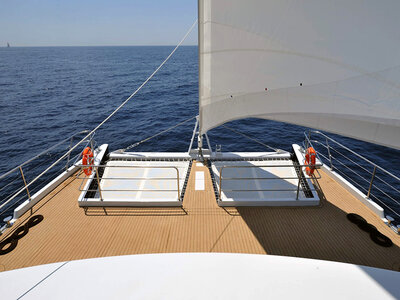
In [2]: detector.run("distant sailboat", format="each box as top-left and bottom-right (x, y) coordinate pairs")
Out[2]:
(7, 42), (10, 48)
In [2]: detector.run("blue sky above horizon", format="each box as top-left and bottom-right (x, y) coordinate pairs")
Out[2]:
(0, 0), (198, 47)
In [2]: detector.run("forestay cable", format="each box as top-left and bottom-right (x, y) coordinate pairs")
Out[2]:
(86, 19), (197, 140)
(0, 20), (198, 211)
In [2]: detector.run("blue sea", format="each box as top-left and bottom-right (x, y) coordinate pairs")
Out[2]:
(0, 46), (399, 223)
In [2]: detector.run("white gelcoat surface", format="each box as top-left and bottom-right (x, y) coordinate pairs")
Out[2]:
(212, 160), (319, 206)
(0, 253), (399, 299)
(91, 160), (190, 203)
(195, 171), (205, 190)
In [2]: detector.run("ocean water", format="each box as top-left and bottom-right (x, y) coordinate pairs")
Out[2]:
(0, 46), (399, 222)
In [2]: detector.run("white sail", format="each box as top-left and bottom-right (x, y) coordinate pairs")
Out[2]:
(199, 0), (400, 149)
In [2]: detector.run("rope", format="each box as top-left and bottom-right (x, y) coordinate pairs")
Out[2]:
(221, 125), (284, 153)
(0, 20), (197, 212)
(117, 116), (197, 152)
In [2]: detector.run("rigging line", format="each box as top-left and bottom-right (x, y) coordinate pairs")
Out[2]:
(0, 130), (90, 180)
(0, 173), (21, 193)
(89, 18), (197, 135)
(118, 115), (197, 152)
(0, 20), (198, 212)
(221, 125), (283, 153)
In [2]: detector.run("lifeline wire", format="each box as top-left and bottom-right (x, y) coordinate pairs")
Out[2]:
(0, 19), (198, 211)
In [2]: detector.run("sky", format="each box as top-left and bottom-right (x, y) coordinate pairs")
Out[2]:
(0, 0), (198, 46)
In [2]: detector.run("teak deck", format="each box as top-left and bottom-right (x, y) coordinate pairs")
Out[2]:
(1, 162), (400, 272)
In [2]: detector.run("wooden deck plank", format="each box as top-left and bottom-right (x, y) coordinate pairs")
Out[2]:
(0, 164), (399, 272)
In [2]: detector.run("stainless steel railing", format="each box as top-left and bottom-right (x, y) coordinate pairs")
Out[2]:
(76, 164), (181, 201)
(303, 131), (324, 164)
(217, 163), (321, 201)
(307, 130), (400, 218)
(0, 130), (94, 217)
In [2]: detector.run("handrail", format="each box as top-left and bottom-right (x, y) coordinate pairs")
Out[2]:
(303, 132), (324, 164)
(312, 140), (400, 195)
(310, 130), (400, 182)
(308, 130), (400, 218)
(0, 130), (90, 180)
(78, 164), (181, 201)
(319, 147), (400, 207)
(218, 164), (321, 201)
(0, 130), (93, 212)
(218, 163), (323, 171)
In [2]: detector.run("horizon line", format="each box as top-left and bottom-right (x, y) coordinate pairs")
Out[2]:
(2, 44), (198, 48)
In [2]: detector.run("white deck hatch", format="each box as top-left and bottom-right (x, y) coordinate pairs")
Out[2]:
(78, 159), (190, 207)
(211, 159), (320, 206)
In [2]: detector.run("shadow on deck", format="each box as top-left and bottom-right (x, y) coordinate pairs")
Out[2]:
(236, 173), (400, 271)
(0, 165), (399, 273)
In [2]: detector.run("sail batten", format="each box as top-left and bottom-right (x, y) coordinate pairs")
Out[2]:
(199, 0), (400, 149)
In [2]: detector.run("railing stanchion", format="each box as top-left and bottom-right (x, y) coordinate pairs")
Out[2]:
(296, 178), (300, 200)
(0, 130), (91, 214)
(65, 136), (74, 171)
(19, 166), (32, 202)
(367, 166), (377, 199)
(326, 137), (333, 170)
(176, 168), (181, 202)
(95, 166), (103, 201)
(219, 167), (223, 201)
